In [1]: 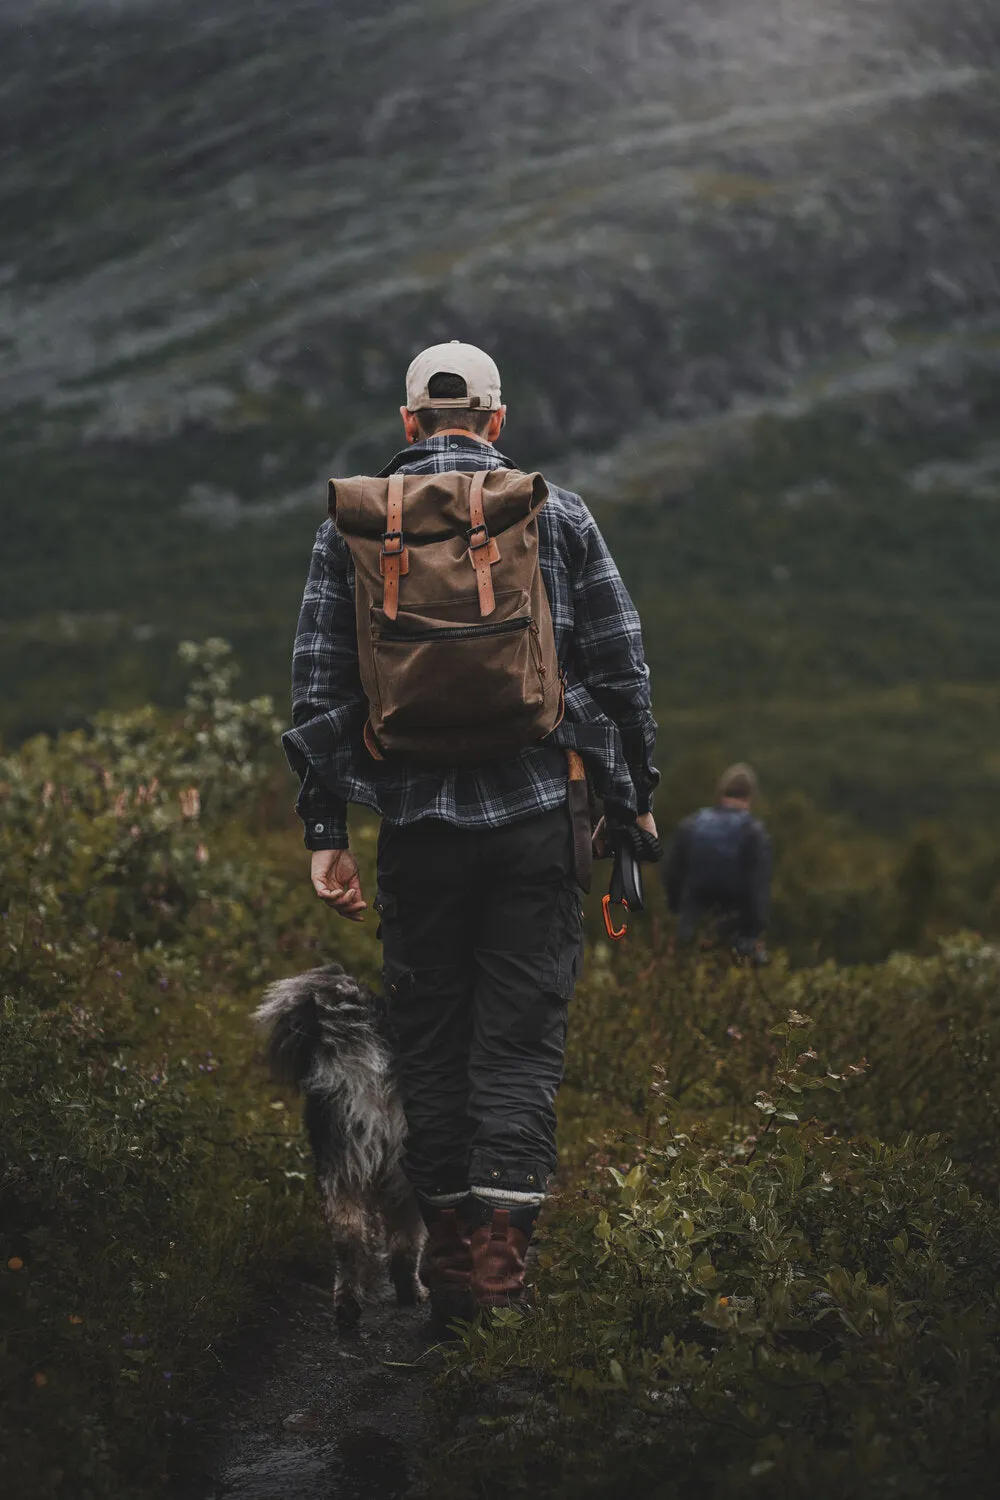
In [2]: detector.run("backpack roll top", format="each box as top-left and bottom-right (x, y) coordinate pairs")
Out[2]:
(330, 469), (562, 766)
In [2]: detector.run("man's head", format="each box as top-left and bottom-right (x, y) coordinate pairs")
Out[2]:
(401, 341), (507, 446)
(717, 763), (758, 808)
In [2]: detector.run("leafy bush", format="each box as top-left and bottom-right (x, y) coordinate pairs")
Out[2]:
(428, 963), (1000, 1498)
(1, 994), (318, 1498)
(565, 935), (1000, 1191)
(5, 642), (1000, 1498)
(0, 643), (378, 1499)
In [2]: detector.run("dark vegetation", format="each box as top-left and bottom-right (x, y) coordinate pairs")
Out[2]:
(428, 947), (1000, 1497)
(4, 648), (1000, 1498)
(1, 647), (376, 1497)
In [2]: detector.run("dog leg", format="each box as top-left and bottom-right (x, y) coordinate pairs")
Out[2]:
(380, 1168), (427, 1308)
(324, 1191), (376, 1329)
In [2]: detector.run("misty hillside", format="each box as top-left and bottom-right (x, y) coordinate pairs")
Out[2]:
(3, 0), (1000, 825)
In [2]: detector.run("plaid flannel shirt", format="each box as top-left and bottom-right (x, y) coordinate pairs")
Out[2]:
(283, 435), (658, 849)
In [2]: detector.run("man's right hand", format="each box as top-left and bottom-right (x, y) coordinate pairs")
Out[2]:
(310, 849), (368, 922)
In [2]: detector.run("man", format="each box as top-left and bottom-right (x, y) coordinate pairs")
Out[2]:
(664, 763), (771, 960)
(283, 341), (659, 1319)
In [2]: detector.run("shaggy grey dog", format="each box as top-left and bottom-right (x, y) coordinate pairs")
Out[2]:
(254, 963), (425, 1327)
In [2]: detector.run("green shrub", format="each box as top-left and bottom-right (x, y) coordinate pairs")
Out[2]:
(5, 641), (1000, 1498)
(428, 1010), (1000, 1499)
(562, 937), (1000, 1193)
(0, 992), (318, 1498)
(0, 642), (377, 1499)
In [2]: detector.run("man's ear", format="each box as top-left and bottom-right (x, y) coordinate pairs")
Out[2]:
(485, 406), (507, 443)
(401, 406), (422, 444)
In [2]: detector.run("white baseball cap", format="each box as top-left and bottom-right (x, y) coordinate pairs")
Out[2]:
(405, 341), (503, 411)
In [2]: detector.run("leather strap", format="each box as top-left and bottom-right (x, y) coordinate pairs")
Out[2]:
(467, 471), (500, 617)
(363, 719), (386, 761)
(379, 474), (409, 620)
(566, 750), (594, 893)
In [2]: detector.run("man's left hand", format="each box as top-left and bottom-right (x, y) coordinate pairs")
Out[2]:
(593, 810), (661, 861)
(310, 849), (368, 921)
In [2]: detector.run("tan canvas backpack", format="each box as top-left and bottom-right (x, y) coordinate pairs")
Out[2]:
(330, 468), (563, 765)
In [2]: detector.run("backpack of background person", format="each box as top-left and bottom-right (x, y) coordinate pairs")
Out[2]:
(687, 806), (754, 900)
(330, 468), (563, 765)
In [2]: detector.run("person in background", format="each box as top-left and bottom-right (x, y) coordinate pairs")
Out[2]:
(664, 763), (771, 961)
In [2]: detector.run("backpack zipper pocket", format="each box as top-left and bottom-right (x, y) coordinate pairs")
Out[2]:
(527, 618), (547, 678)
(378, 615), (533, 644)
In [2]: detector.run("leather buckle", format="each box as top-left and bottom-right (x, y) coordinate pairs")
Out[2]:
(467, 523), (490, 551)
(381, 530), (404, 556)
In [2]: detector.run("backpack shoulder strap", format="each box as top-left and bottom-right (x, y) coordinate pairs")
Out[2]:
(467, 470), (502, 617)
(379, 473), (409, 620)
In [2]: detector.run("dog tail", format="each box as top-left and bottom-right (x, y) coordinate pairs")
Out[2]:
(253, 964), (348, 1090)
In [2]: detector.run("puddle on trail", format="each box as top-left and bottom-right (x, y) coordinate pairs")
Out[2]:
(171, 1282), (439, 1500)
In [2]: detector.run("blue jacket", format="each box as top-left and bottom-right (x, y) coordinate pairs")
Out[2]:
(664, 805), (771, 938)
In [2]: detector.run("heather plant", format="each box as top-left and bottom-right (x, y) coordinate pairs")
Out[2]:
(562, 937), (1000, 1193)
(428, 1007), (1000, 1499)
(0, 642), (375, 1499)
(1, 638), (281, 951)
(5, 644), (1000, 1498)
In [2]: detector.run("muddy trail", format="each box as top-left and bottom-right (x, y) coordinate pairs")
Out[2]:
(171, 1280), (445, 1500)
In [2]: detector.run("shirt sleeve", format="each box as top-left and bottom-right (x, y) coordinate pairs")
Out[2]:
(569, 506), (660, 814)
(294, 768), (349, 851)
(281, 523), (362, 850)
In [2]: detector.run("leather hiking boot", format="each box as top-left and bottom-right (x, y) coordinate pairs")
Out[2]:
(469, 1207), (530, 1309)
(419, 1207), (475, 1325)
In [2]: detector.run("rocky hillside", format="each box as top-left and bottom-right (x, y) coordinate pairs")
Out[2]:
(3, 0), (999, 801)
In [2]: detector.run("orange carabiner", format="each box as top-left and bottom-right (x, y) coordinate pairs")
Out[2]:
(602, 892), (629, 942)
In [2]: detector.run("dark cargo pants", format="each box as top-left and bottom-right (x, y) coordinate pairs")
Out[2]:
(375, 806), (583, 1208)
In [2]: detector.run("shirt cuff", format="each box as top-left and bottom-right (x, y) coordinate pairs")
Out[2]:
(304, 815), (349, 851)
(634, 786), (654, 817)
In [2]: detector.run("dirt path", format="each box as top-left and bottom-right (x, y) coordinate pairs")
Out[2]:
(172, 1281), (441, 1500)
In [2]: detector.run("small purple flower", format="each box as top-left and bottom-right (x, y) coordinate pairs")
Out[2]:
(136, 1333), (149, 1347)
(113, 970), (122, 979)
(162, 1371), (172, 1382)
(122, 1333), (134, 1347)
(159, 978), (169, 992)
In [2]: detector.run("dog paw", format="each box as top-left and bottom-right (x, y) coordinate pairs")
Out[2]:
(392, 1276), (427, 1308)
(334, 1293), (363, 1330)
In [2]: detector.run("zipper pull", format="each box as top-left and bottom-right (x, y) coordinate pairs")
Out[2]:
(529, 620), (546, 676)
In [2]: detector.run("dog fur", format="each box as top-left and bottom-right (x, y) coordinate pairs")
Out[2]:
(254, 963), (425, 1326)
